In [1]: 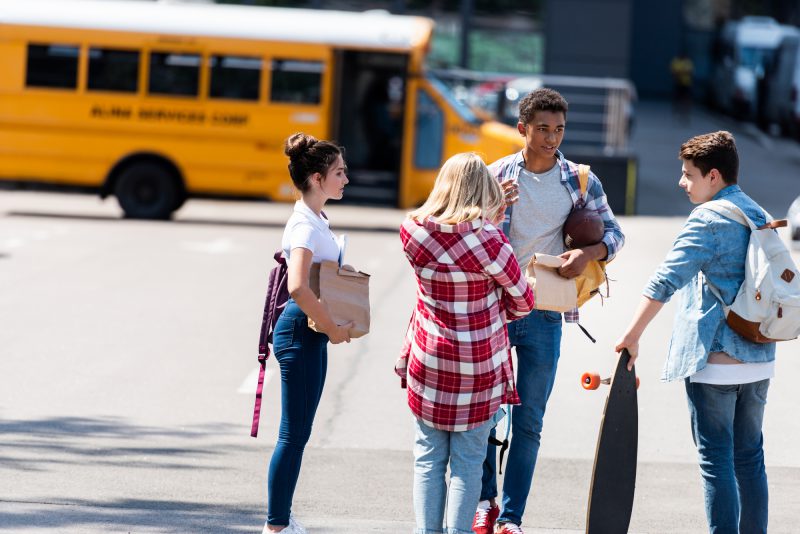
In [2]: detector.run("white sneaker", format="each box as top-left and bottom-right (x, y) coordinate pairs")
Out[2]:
(289, 514), (307, 534)
(261, 519), (305, 534)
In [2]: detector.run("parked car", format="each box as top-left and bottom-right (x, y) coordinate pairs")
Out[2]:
(761, 33), (800, 136)
(790, 195), (800, 250)
(709, 16), (796, 120)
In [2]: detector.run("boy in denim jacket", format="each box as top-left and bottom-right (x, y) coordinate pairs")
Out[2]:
(617, 131), (775, 534)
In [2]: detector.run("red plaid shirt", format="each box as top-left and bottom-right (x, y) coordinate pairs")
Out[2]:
(396, 217), (535, 431)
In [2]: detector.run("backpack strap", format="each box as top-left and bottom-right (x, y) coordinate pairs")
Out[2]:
(701, 271), (731, 315)
(577, 164), (590, 201)
(488, 409), (511, 475)
(703, 199), (755, 230)
(700, 201), (750, 313)
(251, 250), (289, 438)
(250, 357), (268, 437)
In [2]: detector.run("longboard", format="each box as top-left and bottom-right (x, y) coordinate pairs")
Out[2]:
(584, 349), (638, 534)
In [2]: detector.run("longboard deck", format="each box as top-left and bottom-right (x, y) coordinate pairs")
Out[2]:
(586, 349), (638, 534)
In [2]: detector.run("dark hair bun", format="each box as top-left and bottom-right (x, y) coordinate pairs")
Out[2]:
(284, 133), (318, 159)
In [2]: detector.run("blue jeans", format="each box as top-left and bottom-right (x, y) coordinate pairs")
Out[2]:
(685, 378), (770, 534)
(267, 299), (328, 527)
(480, 309), (562, 526)
(413, 417), (494, 534)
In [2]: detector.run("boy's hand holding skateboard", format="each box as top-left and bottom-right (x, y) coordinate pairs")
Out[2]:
(615, 333), (640, 371)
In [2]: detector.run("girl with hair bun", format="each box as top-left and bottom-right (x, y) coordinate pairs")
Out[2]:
(263, 132), (351, 534)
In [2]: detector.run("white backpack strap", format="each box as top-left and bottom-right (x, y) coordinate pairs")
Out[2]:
(699, 271), (731, 315)
(702, 199), (756, 230)
(697, 202), (746, 313)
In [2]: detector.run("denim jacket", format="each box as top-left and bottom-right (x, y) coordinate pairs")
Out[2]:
(643, 185), (776, 382)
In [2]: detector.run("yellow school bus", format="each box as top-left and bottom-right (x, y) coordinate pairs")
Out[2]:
(0, 0), (522, 218)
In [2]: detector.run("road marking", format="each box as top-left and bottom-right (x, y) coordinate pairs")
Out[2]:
(2, 238), (24, 249)
(238, 366), (275, 394)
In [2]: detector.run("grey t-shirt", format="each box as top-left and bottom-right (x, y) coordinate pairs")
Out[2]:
(509, 163), (573, 270)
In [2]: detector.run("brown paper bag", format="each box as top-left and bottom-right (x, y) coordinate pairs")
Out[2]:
(308, 260), (370, 338)
(526, 253), (576, 312)
(525, 253), (607, 312)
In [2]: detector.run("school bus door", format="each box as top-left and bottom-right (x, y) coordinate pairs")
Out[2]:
(331, 50), (407, 206)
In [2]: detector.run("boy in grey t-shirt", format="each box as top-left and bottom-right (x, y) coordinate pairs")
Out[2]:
(473, 89), (625, 534)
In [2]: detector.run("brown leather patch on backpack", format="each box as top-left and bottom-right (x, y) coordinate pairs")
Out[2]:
(782, 269), (796, 283)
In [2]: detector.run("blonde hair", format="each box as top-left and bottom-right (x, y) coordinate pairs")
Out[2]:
(410, 152), (504, 226)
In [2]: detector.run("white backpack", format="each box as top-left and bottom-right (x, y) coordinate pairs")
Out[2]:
(703, 199), (800, 343)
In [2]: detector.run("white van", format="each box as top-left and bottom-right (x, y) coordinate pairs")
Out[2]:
(710, 17), (795, 120)
(762, 34), (800, 136)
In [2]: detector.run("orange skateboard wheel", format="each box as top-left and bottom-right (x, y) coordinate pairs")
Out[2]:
(636, 376), (640, 390)
(581, 372), (601, 390)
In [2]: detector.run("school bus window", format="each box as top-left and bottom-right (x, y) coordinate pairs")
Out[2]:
(148, 52), (201, 97)
(270, 60), (323, 104)
(88, 48), (139, 93)
(210, 55), (261, 101)
(414, 89), (443, 170)
(25, 44), (79, 89)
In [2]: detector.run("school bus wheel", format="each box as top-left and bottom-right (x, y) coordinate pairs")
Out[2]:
(115, 161), (179, 220)
(581, 372), (601, 390)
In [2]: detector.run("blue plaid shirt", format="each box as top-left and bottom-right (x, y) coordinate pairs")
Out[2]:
(489, 149), (625, 322)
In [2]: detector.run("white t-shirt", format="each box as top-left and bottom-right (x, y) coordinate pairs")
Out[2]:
(690, 360), (775, 385)
(281, 201), (341, 263)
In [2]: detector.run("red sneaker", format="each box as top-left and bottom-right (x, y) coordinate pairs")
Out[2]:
(472, 501), (500, 534)
(495, 522), (524, 534)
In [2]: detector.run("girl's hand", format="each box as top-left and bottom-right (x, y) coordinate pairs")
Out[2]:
(490, 207), (506, 226)
(327, 322), (354, 344)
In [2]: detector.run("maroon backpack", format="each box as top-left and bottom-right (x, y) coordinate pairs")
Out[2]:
(250, 250), (290, 437)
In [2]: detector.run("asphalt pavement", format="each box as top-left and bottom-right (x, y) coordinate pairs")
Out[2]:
(1, 100), (799, 533)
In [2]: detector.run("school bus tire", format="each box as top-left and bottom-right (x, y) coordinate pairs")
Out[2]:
(114, 161), (179, 220)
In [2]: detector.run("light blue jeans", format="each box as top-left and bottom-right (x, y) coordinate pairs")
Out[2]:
(480, 309), (563, 526)
(685, 378), (770, 534)
(413, 417), (494, 534)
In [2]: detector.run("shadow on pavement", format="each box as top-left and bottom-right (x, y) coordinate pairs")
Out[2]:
(5, 210), (401, 234)
(0, 498), (261, 533)
(0, 416), (263, 532)
(0, 416), (243, 472)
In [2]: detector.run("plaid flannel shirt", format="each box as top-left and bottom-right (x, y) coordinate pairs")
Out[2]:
(489, 149), (625, 322)
(395, 216), (534, 431)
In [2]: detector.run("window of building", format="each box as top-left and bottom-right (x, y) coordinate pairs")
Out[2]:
(148, 52), (200, 97)
(210, 55), (261, 101)
(25, 44), (79, 89)
(270, 60), (323, 104)
(88, 48), (139, 93)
